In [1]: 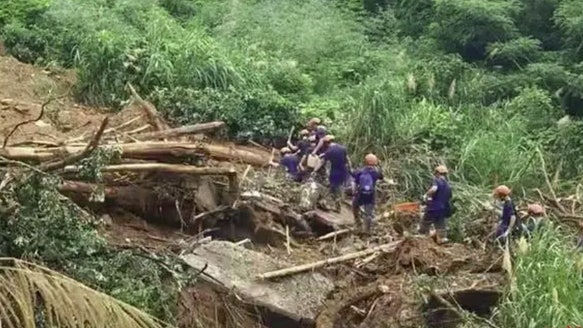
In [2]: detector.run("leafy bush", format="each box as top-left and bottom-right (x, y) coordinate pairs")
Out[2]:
(0, 0), (50, 27)
(0, 173), (188, 322)
(150, 86), (300, 140)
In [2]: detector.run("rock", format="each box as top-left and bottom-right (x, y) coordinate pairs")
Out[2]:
(34, 120), (51, 128)
(0, 98), (14, 106)
(181, 240), (334, 325)
(100, 214), (113, 227)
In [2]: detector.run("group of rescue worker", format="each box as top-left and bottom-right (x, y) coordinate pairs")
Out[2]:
(273, 117), (580, 246)
(272, 117), (382, 233)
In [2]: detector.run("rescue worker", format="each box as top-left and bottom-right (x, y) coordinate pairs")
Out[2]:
(520, 203), (546, 239)
(351, 154), (383, 233)
(311, 125), (329, 156)
(306, 118), (321, 133)
(270, 147), (302, 182)
(493, 185), (516, 244)
(299, 135), (322, 182)
(289, 129), (311, 158)
(313, 135), (351, 212)
(419, 165), (452, 244)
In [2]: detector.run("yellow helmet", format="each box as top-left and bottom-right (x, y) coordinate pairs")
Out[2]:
(435, 165), (448, 174)
(280, 147), (291, 154)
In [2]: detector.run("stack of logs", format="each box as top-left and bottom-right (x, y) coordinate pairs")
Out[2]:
(0, 88), (346, 241)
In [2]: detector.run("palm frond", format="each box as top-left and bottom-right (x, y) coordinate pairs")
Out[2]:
(0, 258), (172, 328)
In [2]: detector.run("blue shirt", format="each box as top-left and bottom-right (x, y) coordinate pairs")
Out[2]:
(323, 143), (348, 173)
(427, 176), (451, 212)
(295, 140), (310, 157)
(500, 199), (515, 228)
(280, 154), (299, 176)
(352, 166), (383, 202)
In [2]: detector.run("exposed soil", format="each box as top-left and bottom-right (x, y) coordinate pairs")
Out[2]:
(0, 54), (506, 328)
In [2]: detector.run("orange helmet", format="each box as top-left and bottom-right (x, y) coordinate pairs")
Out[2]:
(300, 129), (310, 136)
(527, 203), (545, 215)
(435, 165), (448, 174)
(280, 147), (291, 154)
(364, 153), (378, 166)
(323, 135), (335, 143)
(494, 185), (511, 197)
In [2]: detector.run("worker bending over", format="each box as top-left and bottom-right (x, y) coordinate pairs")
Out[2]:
(352, 154), (383, 233)
(313, 135), (351, 212)
(519, 203), (546, 239)
(493, 185), (516, 244)
(419, 165), (452, 244)
(270, 147), (302, 182)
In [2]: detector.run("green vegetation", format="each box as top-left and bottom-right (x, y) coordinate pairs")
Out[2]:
(3, 0), (583, 326)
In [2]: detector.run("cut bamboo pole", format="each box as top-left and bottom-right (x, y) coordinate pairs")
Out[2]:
(257, 240), (402, 280)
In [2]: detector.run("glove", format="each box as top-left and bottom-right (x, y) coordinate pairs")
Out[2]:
(422, 194), (431, 204)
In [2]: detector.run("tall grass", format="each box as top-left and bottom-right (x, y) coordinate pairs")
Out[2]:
(496, 226), (583, 327)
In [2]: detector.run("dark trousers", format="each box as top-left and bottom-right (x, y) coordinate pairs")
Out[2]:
(419, 209), (447, 239)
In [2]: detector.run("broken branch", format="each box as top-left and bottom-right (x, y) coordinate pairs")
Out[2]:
(40, 117), (109, 171)
(3, 95), (56, 148)
(257, 240), (402, 280)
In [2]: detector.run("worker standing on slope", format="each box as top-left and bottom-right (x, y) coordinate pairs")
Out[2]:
(310, 125), (329, 156)
(270, 147), (302, 182)
(351, 154), (383, 233)
(313, 135), (351, 212)
(493, 185), (517, 244)
(419, 165), (452, 244)
(306, 118), (321, 134)
(288, 129), (311, 158)
(299, 135), (319, 180)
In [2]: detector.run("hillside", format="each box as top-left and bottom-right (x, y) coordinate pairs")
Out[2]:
(2, 0), (583, 327)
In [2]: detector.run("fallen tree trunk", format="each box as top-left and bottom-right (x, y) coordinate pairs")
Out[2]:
(0, 142), (272, 167)
(63, 163), (239, 200)
(132, 121), (225, 140)
(63, 163), (236, 175)
(257, 240), (402, 280)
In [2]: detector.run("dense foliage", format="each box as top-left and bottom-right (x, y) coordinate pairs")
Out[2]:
(0, 167), (190, 323)
(3, 0), (583, 326)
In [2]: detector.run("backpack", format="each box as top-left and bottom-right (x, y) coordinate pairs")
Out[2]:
(358, 171), (375, 195)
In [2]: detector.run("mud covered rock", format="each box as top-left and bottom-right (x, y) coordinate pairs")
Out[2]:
(181, 240), (334, 325)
